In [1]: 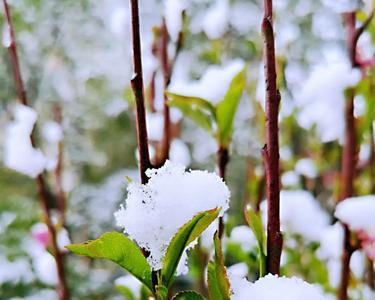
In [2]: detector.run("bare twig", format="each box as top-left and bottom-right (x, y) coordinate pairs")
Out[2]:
(53, 104), (66, 224)
(337, 10), (371, 299)
(129, 0), (152, 184)
(217, 146), (229, 238)
(2, 1), (69, 299)
(262, 0), (282, 275)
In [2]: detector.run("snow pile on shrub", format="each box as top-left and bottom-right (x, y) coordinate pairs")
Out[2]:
(230, 274), (328, 300)
(335, 195), (375, 259)
(261, 190), (330, 242)
(296, 61), (361, 142)
(4, 104), (46, 177)
(115, 160), (230, 270)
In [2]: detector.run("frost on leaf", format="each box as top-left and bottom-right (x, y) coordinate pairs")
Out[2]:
(114, 160), (230, 271)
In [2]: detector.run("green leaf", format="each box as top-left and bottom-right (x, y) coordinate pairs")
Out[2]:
(162, 208), (221, 287)
(207, 232), (231, 300)
(167, 92), (216, 133)
(245, 205), (267, 276)
(67, 231), (153, 291)
(216, 69), (246, 147)
(116, 285), (136, 300)
(172, 291), (206, 300)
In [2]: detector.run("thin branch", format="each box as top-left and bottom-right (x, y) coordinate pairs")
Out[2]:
(262, 0), (282, 275)
(337, 11), (362, 300)
(129, 0), (152, 184)
(53, 104), (67, 224)
(217, 146), (229, 238)
(2, 1), (69, 299)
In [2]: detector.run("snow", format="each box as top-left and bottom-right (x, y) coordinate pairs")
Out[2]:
(261, 190), (330, 242)
(146, 112), (164, 141)
(295, 61), (361, 142)
(165, 0), (186, 42)
(230, 274), (328, 300)
(2, 23), (11, 48)
(228, 225), (257, 252)
(201, 0), (229, 39)
(335, 195), (375, 236)
(281, 171), (299, 187)
(335, 195), (375, 259)
(321, 0), (359, 13)
(33, 251), (58, 285)
(4, 104), (47, 178)
(169, 139), (191, 166)
(115, 160), (230, 270)
(295, 158), (317, 178)
(0, 256), (34, 284)
(42, 121), (63, 143)
(169, 59), (245, 104)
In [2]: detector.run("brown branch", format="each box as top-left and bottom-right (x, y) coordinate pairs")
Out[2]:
(262, 0), (282, 275)
(53, 104), (66, 224)
(129, 0), (152, 184)
(2, 1), (69, 299)
(158, 18), (171, 165)
(337, 11), (363, 300)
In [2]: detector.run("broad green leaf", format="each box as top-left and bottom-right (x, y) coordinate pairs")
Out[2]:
(245, 205), (267, 276)
(172, 291), (206, 300)
(167, 93), (216, 133)
(162, 208), (220, 287)
(216, 69), (246, 147)
(67, 232), (153, 291)
(207, 232), (231, 300)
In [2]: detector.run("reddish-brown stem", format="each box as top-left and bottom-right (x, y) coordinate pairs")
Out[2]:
(2, 1), (69, 299)
(262, 0), (282, 275)
(217, 146), (229, 238)
(337, 11), (367, 300)
(159, 18), (171, 165)
(129, 0), (152, 184)
(53, 105), (66, 224)
(3, 0), (27, 105)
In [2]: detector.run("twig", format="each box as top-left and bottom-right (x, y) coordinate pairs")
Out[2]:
(337, 10), (371, 300)
(129, 0), (152, 184)
(262, 0), (282, 275)
(2, 1), (69, 299)
(53, 104), (66, 224)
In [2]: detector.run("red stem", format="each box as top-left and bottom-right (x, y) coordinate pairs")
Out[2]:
(2, 1), (69, 299)
(262, 0), (282, 275)
(129, 0), (152, 184)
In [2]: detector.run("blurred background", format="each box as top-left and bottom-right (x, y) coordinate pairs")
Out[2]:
(0, 0), (374, 299)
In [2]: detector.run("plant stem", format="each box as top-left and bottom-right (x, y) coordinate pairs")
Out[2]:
(158, 18), (171, 165)
(53, 104), (67, 224)
(2, 1), (69, 299)
(129, 0), (152, 184)
(262, 0), (282, 275)
(217, 146), (229, 238)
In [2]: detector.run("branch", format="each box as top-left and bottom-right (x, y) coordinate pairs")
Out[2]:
(2, 1), (69, 299)
(261, 4), (282, 275)
(129, 0), (152, 184)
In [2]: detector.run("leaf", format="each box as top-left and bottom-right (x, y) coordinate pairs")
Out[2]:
(245, 205), (267, 276)
(167, 92), (216, 133)
(115, 285), (136, 300)
(161, 208), (221, 288)
(216, 69), (246, 147)
(67, 231), (153, 291)
(172, 291), (206, 300)
(207, 232), (231, 300)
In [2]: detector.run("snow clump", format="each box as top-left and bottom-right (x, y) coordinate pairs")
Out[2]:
(115, 160), (230, 270)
